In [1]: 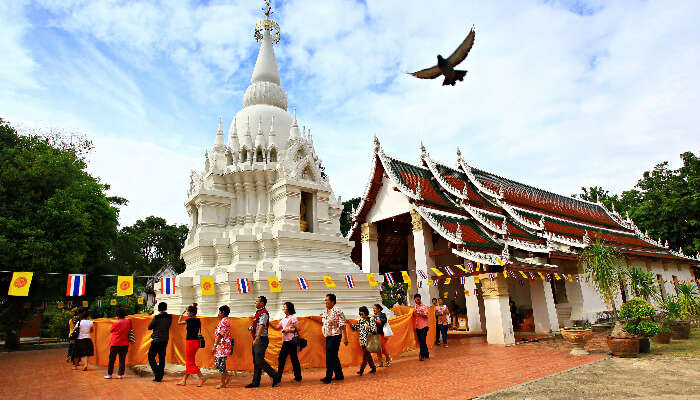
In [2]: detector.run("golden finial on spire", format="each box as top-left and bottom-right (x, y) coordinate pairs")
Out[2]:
(255, 0), (280, 44)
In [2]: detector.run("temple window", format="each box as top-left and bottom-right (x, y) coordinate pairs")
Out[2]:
(269, 148), (277, 162)
(296, 148), (305, 161)
(241, 148), (248, 163)
(256, 147), (264, 162)
(300, 191), (314, 233)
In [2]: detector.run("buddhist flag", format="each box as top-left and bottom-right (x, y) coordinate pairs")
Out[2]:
(444, 278), (451, 285)
(137, 297), (144, 305)
(502, 270), (508, 278)
(57, 301), (64, 309)
(476, 262), (481, 271)
(427, 279), (434, 286)
(82, 300), (88, 307)
(567, 274), (574, 282)
(443, 292), (449, 299)
(117, 276), (133, 296)
(268, 277), (282, 293)
(519, 271), (528, 279)
(474, 276), (480, 283)
(66, 274), (86, 296)
(8, 272), (33, 296)
(496, 257), (506, 266)
(323, 275), (336, 288)
(537, 272), (545, 280)
(401, 271), (412, 290)
(110, 299), (117, 306)
(431, 267), (444, 276)
(366, 274), (378, 287)
(554, 273), (562, 280)
(201, 277), (215, 296)
(464, 289), (470, 296)
(455, 264), (467, 272)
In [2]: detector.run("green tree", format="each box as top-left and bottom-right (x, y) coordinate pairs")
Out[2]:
(0, 119), (121, 348)
(111, 216), (189, 276)
(340, 197), (361, 237)
(579, 238), (626, 314)
(626, 267), (659, 301)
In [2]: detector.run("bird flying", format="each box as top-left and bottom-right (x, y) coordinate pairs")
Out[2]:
(409, 27), (476, 86)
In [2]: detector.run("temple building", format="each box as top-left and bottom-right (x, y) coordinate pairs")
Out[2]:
(157, 4), (383, 317)
(348, 138), (700, 345)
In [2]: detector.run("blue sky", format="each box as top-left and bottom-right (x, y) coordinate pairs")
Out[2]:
(2, 0), (699, 226)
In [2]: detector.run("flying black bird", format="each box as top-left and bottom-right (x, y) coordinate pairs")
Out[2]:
(409, 27), (476, 86)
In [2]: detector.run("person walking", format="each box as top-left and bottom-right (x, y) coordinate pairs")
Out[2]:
(372, 304), (391, 367)
(71, 310), (94, 371)
(177, 304), (206, 387)
(213, 305), (232, 389)
(147, 302), (172, 382)
(436, 298), (450, 348)
(105, 308), (132, 379)
(351, 306), (377, 376)
(413, 294), (430, 361)
(431, 298), (440, 345)
(66, 309), (80, 363)
(271, 302), (302, 383)
(245, 296), (279, 388)
(320, 293), (348, 384)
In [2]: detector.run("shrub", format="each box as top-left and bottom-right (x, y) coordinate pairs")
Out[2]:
(619, 298), (659, 337)
(47, 309), (75, 340)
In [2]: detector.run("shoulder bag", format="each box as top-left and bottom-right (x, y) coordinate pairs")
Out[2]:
(366, 333), (382, 353)
(383, 320), (394, 337)
(69, 320), (81, 341)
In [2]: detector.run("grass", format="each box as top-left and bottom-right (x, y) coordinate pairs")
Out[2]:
(650, 327), (700, 358)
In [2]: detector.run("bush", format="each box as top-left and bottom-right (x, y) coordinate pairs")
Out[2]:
(619, 298), (659, 337)
(47, 309), (75, 340)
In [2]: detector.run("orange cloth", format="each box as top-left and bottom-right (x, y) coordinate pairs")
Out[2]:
(88, 312), (427, 371)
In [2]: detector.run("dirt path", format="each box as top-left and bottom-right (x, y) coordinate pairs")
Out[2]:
(477, 355), (700, 399)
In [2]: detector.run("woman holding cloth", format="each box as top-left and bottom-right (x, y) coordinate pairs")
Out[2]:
(372, 304), (392, 367)
(177, 303), (206, 387)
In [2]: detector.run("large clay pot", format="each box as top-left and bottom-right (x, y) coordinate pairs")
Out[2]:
(653, 332), (671, 344)
(607, 336), (640, 357)
(638, 337), (650, 353)
(561, 328), (593, 356)
(669, 321), (690, 340)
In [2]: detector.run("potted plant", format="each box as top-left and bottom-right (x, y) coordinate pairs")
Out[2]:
(560, 322), (593, 355)
(615, 298), (657, 354)
(663, 293), (693, 340)
(653, 321), (671, 344)
(626, 267), (659, 301)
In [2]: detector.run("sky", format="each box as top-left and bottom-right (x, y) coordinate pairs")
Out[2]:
(2, 0), (699, 227)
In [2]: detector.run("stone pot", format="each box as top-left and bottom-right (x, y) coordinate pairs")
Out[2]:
(653, 332), (671, 344)
(638, 337), (650, 353)
(561, 328), (593, 356)
(669, 321), (690, 340)
(607, 336), (639, 357)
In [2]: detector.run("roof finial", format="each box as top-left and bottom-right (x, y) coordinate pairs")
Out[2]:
(373, 134), (380, 153)
(255, 0), (280, 43)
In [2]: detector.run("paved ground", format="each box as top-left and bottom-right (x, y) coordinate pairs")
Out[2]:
(0, 336), (606, 400)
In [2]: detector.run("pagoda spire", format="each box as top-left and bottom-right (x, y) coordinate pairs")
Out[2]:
(252, 0), (281, 85)
(214, 116), (225, 150)
(289, 109), (300, 140)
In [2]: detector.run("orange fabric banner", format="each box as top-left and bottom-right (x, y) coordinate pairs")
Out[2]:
(89, 309), (434, 371)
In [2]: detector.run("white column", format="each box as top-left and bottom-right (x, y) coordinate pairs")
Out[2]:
(464, 276), (482, 333)
(360, 222), (379, 273)
(410, 210), (435, 301)
(530, 278), (560, 333)
(480, 274), (515, 345)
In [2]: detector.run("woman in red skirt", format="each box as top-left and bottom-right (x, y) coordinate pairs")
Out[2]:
(176, 303), (206, 387)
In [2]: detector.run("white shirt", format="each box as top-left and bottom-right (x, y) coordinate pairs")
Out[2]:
(77, 320), (93, 339)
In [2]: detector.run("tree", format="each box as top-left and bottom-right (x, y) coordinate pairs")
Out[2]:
(578, 238), (626, 314)
(626, 267), (659, 301)
(0, 119), (121, 348)
(111, 216), (189, 277)
(340, 197), (361, 237)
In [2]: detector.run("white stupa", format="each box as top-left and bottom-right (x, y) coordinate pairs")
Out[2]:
(157, 3), (383, 317)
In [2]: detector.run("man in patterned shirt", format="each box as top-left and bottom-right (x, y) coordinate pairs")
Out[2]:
(414, 293), (430, 361)
(321, 293), (348, 384)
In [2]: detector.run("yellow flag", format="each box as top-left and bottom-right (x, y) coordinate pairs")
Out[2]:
(323, 275), (336, 288)
(427, 279), (434, 286)
(117, 276), (134, 296)
(474, 276), (480, 283)
(519, 271), (528, 279)
(268, 276), (282, 293)
(537, 272), (545, 280)
(82, 300), (88, 307)
(201, 276), (215, 296)
(464, 289), (470, 297)
(554, 273), (561, 280)
(476, 262), (481, 271)
(455, 264), (467, 272)
(401, 271), (412, 291)
(137, 297), (144, 304)
(503, 270), (508, 278)
(567, 274), (574, 282)
(110, 299), (117, 306)
(496, 257), (505, 266)
(444, 278), (451, 285)
(57, 301), (64, 309)
(8, 272), (33, 296)
(366, 274), (378, 287)
(431, 267), (444, 276)
(443, 292), (449, 299)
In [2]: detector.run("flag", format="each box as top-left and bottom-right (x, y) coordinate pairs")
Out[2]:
(443, 292), (448, 299)
(489, 273), (495, 282)
(538, 272), (545, 280)
(554, 273), (561, 280)
(464, 289), (470, 296)
(57, 301), (64, 309)
(97, 299), (102, 308)
(546, 273), (552, 282)
(323, 275), (336, 288)
(152, 297), (157, 305)
(66, 301), (73, 309)
(42, 301), (48, 311)
(82, 300), (88, 307)
(444, 266), (455, 276)
(431, 267), (444, 276)
(467, 264), (474, 273)
(455, 264), (467, 272)
(502, 270), (508, 278)
(344, 275), (355, 288)
(444, 278), (451, 285)
(268, 276), (282, 293)
(8, 272), (33, 296)
(366, 274), (378, 287)
(201, 276), (215, 296)
(137, 297), (144, 305)
(66, 274), (86, 296)
(238, 278), (250, 294)
(528, 271), (536, 280)
(160, 277), (175, 295)
(427, 279), (434, 286)
(476, 262), (481, 271)
(117, 276), (134, 296)
(125, 298), (130, 306)
(496, 257), (506, 266)
(418, 280), (423, 288)
(110, 299), (117, 306)
(567, 274), (574, 282)
(460, 276), (466, 285)
(401, 270), (411, 284)
(474, 276), (480, 283)
(296, 277), (309, 290)
(519, 271), (528, 279)
(574, 274), (580, 282)
(384, 273), (395, 285)
(417, 270), (428, 280)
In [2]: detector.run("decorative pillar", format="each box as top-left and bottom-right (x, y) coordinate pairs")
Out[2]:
(464, 276), (482, 333)
(410, 210), (435, 301)
(529, 278), (559, 333)
(360, 222), (379, 273)
(480, 274), (515, 345)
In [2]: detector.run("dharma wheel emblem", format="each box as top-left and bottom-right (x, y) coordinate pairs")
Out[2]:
(255, 0), (280, 44)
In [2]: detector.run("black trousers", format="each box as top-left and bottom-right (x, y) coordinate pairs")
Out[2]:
(251, 336), (276, 385)
(435, 320), (441, 344)
(277, 340), (302, 381)
(324, 334), (343, 380)
(359, 346), (376, 373)
(148, 341), (168, 381)
(416, 327), (429, 359)
(108, 345), (129, 376)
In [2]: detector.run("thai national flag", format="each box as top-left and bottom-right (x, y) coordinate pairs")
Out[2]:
(444, 266), (455, 276)
(467, 264), (474, 273)
(66, 274), (86, 296)
(97, 299), (102, 308)
(344, 275), (355, 288)
(297, 277), (309, 290)
(528, 271), (536, 280)
(384, 273), (395, 285)
(160, 277), (175, 294)
(417, 270), (428, 280)
(489, 273), (495, 282)
(418, 280), (423, 288)
(237, 278), (250, 294)
(460, 276), (466, 285)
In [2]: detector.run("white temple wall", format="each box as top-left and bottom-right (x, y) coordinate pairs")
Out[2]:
(366, 174), (412, 223)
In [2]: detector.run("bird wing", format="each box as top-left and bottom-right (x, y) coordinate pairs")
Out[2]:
(446, 27), (475, 67)
(409, 65), (442, 80)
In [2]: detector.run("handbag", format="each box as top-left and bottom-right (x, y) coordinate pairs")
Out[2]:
(291, 335), (308, 351)
(69, 321), (81, 341)
(128, 328), (135, 343)
(198, 334), (205, 348)
(383, 321), (394, 338)
(366, 333), (382, 353)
